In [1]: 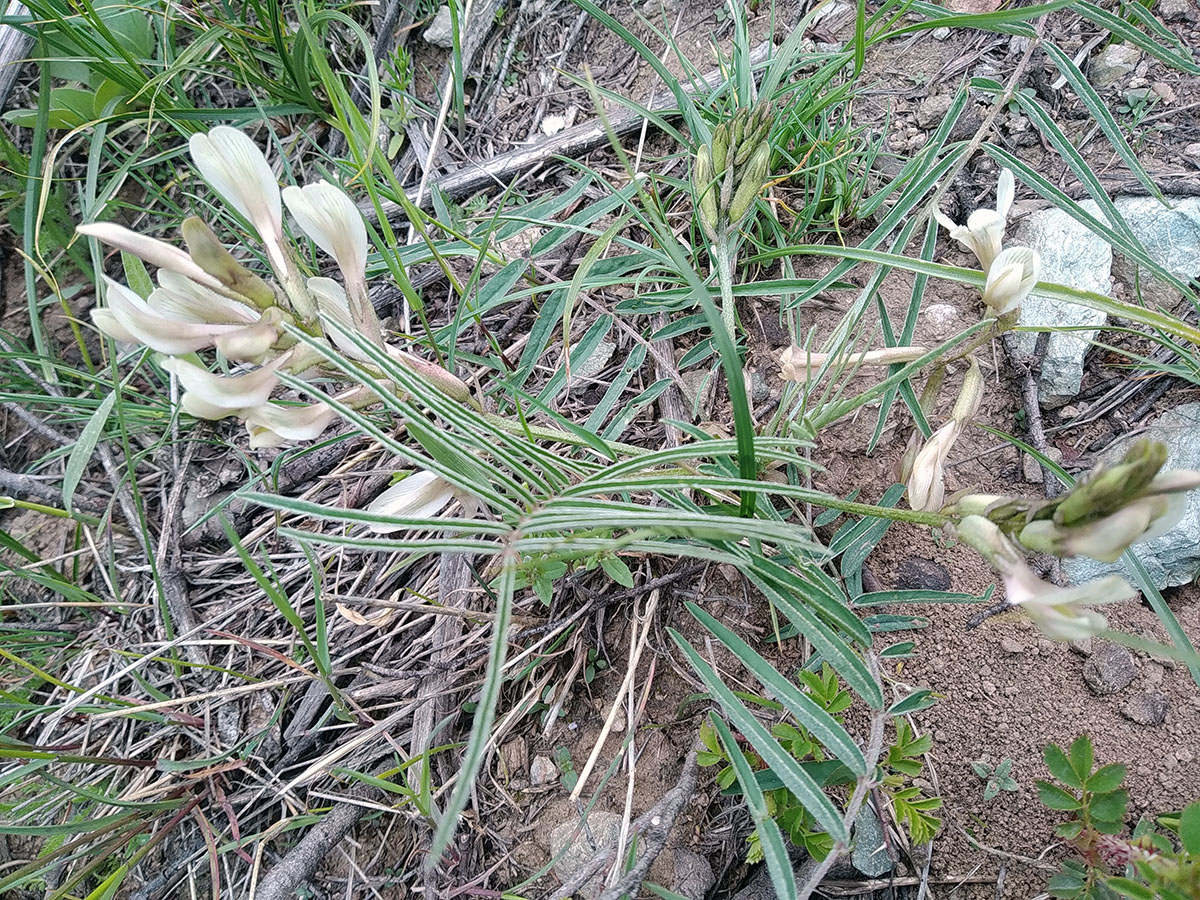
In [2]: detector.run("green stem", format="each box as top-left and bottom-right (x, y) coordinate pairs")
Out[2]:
(713, 228), (737, 340)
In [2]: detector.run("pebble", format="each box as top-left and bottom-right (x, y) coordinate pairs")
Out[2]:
(1144, 661), (1165, 685)
(530, 755), (557, 786)
(1185, 143), (1200, 163)
(896, 557), (951, 592)
(916, 94), (953, 129)
(1090, 43), (1142, 87)
(1069, 636), (1094, 657)
(1178, 749), (1194, 763)
(1000, 637), (1025, 655)
(1158, 0), (1191, 20)
(422, 6), (456, 48)
(1083, 642), (1136, 695)
(932, 26), (951, 40)
(982, 680), (997, 696)
(1122, 692), (1169, 726)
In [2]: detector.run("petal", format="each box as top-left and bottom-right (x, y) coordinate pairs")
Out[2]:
(282, 181), (367, 284)
(161, 354), (285, 413)
(933, 209), (959, 233)
(77, 222), (226, 293)
(983, 247), (1039, 314)
(963, 209), (1006, 271)
(104, 277), (245, 355)
(995, 168), (1015, 219)
(214, 310), (283, 362)
(189, 127), (284, 260)
(1024, 603), (1109, 641)
(180, 391), (242, 421)
(1146, 469), (1200, 494)
(1063, 502), (1158, 563)
(907, 421), (959, 512)
(365, 471), (455, 533)
(91, 307), (139, 343)
(1137, 492), (1188, 544)
(307, 276), (370, 362)
(244, 399), (337, 447)
(151, 270), (260, 325)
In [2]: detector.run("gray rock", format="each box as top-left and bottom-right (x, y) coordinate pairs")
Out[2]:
(1122, 691), (1169, 725)
(550, 812), (623, 900)
(1013, 208), (1112, 406)
(1064, 403), (1200, 589)
(423, 6), (456, 48)
(1090, 43), (1142, 87)
(1069, 636), (1094, 657)
(852, 805), (893, 876)
(896, 557), (951, 592)
(1083, 642), (1135, 695)
(916, 95), (953, 129)
(671, 848), (715, 900)
(1158, 0), (1193, 21)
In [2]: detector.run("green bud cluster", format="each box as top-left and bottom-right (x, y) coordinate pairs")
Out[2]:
(692, 102), (774, 240)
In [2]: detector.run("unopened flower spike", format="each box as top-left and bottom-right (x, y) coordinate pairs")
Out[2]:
(691, 100), (774, 238)
(934, 168), (1015, 272)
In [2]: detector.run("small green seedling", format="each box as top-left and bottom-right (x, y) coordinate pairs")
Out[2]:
(972, 757), (1019, 803)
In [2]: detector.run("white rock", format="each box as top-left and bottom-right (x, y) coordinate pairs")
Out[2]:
(1158, 0), (1193, 21)
(1090, 43), (1142, 87)
(423, 6), (456, 48)
(1013, 207), (1112, 406)
(550, 812), (624, 900)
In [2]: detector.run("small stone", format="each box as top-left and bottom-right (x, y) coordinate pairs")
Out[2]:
(1004, 685), (1020, 696)
(1185, 143), (1200, 163)
(916, 95), (953, 129)
(896, 557), (951, 592)
(1158, 0), (1192, 20)
(1151, 82), (1178, 104)
(1059, 405), (1082, 420)
(932, 26), (951, 40)
(1090, 43), (1142, 87)
(982, 680), (997, 696)
(1144, 660), (1165, 685)
(568, 339), (615, 391)
(1177, 749), (1194, 763)
(530, 755), (557, 786)
(422, 6), (456, 48)
(1000, 637), (1025, 655)
(930, 658), (947, 673)
(671, 849), (715, 900)
(550, 812), (624, 900)
(933, 731), (948, 743)
(1122, 691), (1169, 726)
(1083, 642), (1136, 695)
(1069, 636), (1094, 657)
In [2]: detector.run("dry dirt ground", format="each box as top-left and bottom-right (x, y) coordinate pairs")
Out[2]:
(2, 1), (1200, 899)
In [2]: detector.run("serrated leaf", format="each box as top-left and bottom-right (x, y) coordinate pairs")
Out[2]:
(1089, 789), (1128, 823)
(1084, 763), (1126, 795)
(1179, 801), (1200, 854)
(1044, 743), (1083, 789)
(1068, 735), (1094, 782)
(1037, 781), (1083, 811)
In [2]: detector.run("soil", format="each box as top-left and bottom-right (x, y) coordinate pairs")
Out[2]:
(3, 1), (1200, 899)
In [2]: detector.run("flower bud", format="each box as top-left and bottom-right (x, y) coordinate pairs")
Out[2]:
(982, 246), (1039, 315)
(694, 144), (719, 240)
(181, 217), (276, 308)
(728, 143), (771, 223)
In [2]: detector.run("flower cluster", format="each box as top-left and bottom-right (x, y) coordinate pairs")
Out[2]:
(934, 169), (1040, 317)
(952, 439), (1200, 640)
(692, 102), (774, 241)
(79, 126), (468, 448)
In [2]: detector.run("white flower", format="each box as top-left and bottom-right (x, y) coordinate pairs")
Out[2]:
(907, 420), (961, 513)
(934, 168), (1015, 271)
(161, 353), (287, 419)
(188, 127), (287, 274)
(282, 180), (382, 346)
(151, 270), (261, 326)
(365, 471), (456, 533)
(307, 276), (372, 362)
(243, 399), (337, 448)
(956, 515), (1136, 641)
(982, 247), (1040, 315)
(93, 277), (249, 355)
(77, 221), (228, 294)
